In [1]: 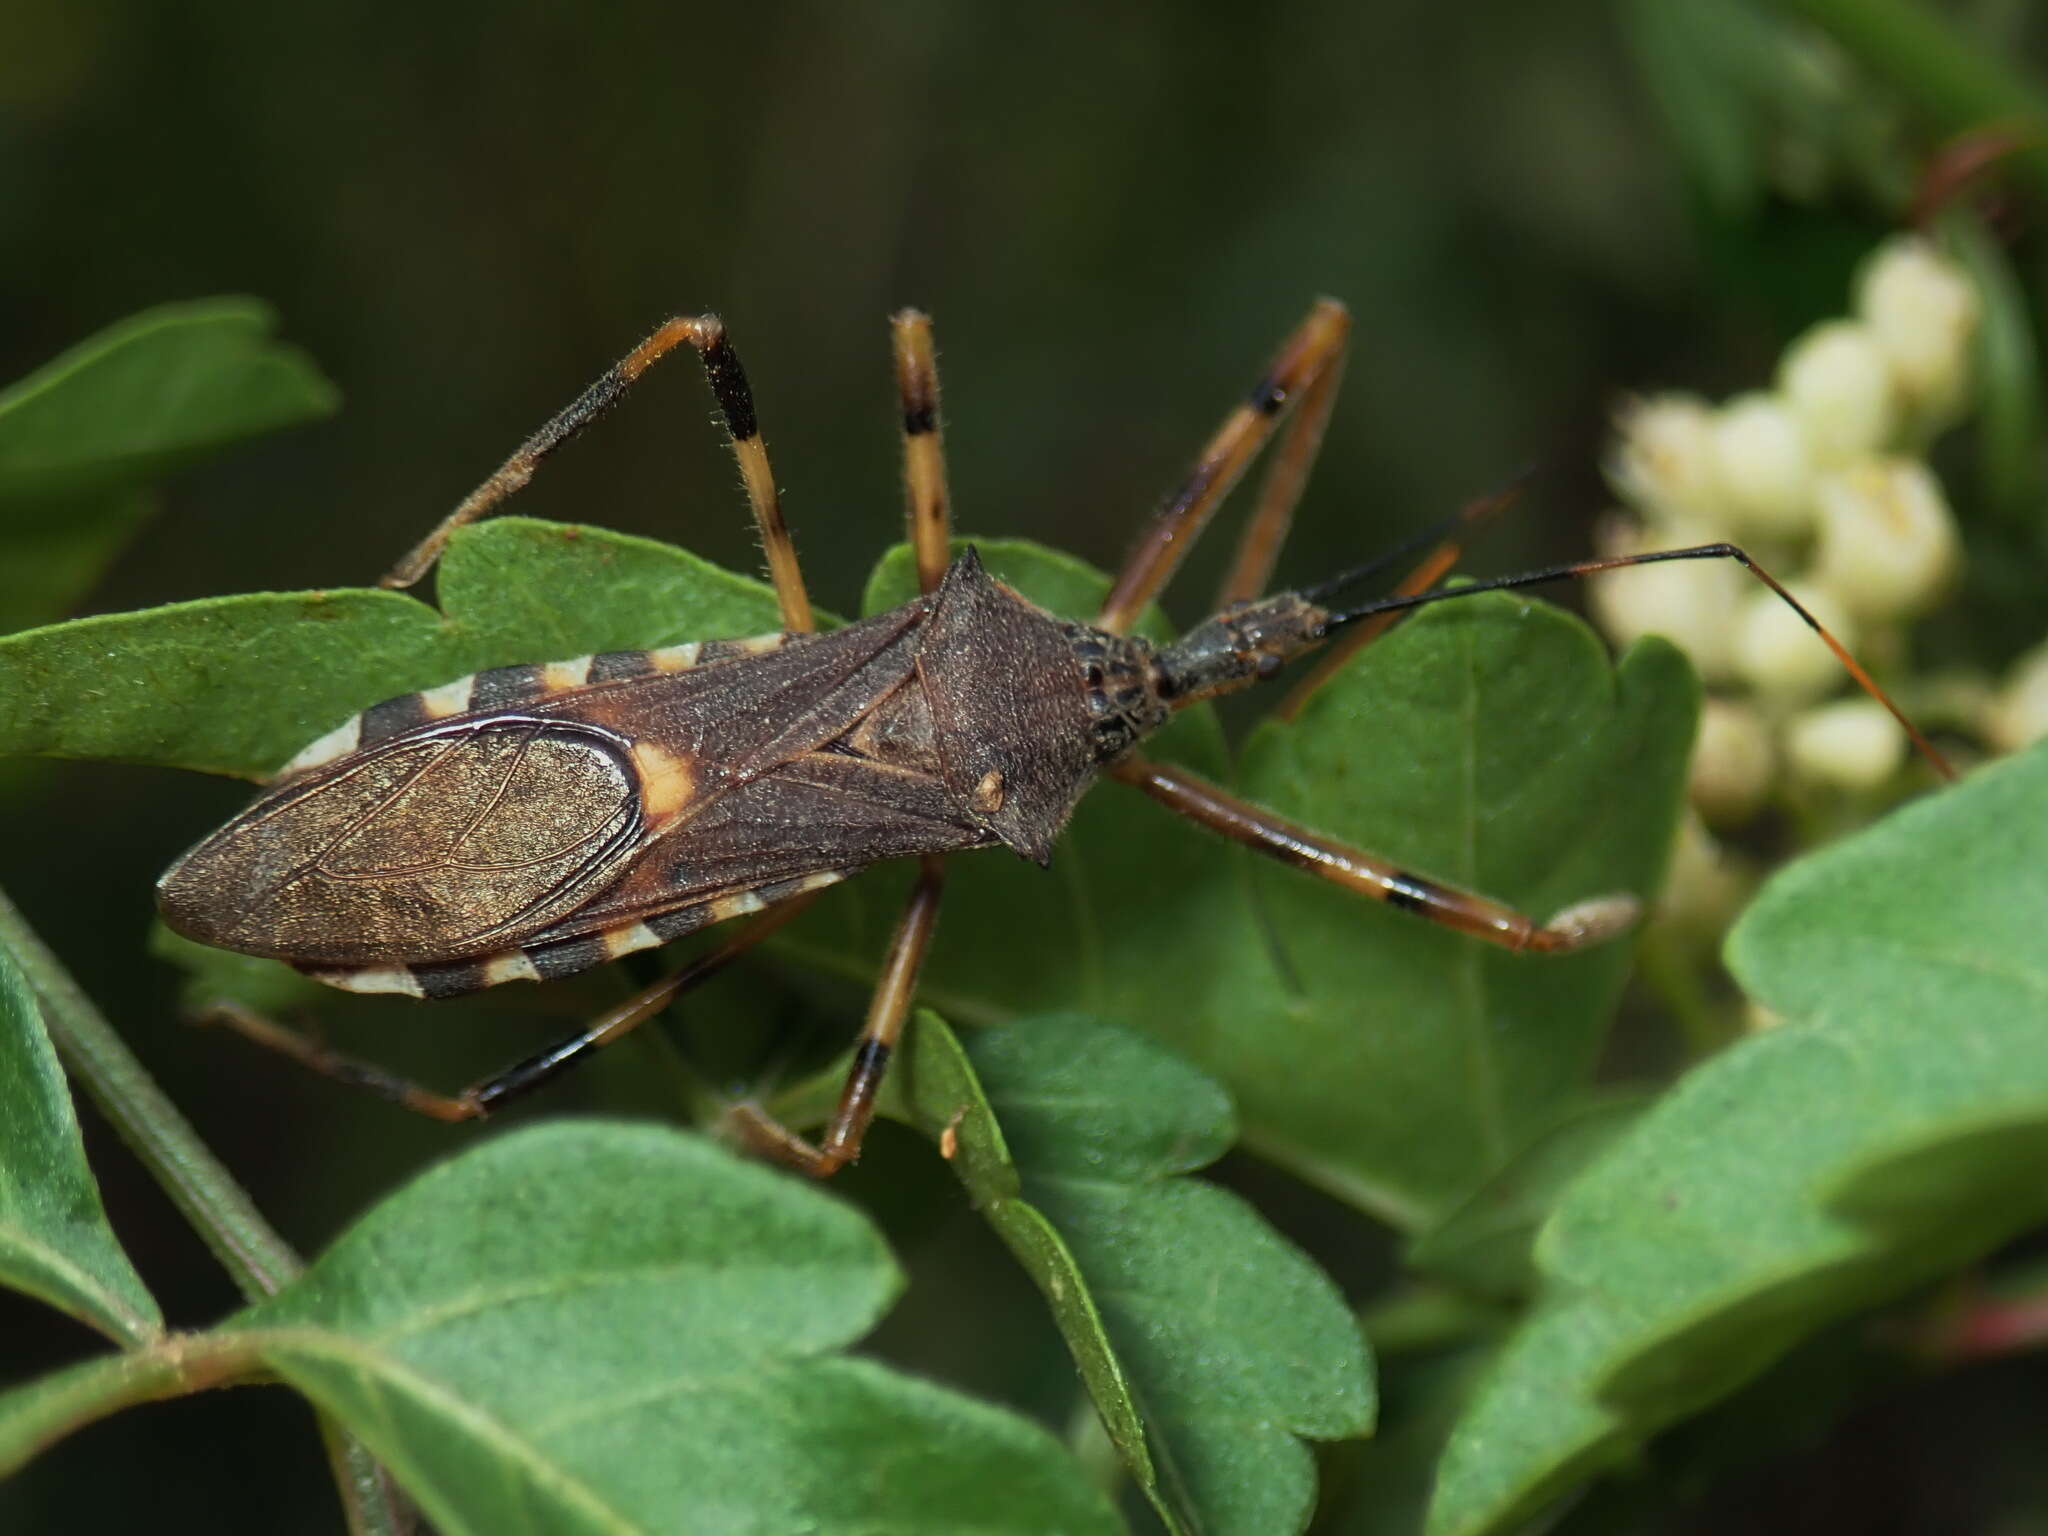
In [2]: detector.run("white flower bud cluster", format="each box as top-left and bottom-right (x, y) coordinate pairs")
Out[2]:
(1861, 237), (1980, 427)
(1985, 641), (2048, 756)
(1653, 810), (1754, 941)
(1591, 236), (1983, 939)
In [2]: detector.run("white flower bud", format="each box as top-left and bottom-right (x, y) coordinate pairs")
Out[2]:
(1607, 394), (1727, 522)
(1588, 514), (1747, 682)
(1653, 810), (1753, 940)
(1786, 697), (1908, 791)
(1711, 392), (1816, 538)
(1777, 321), (1898, 466)
(1915, 668), (1995, 733)
(1732, 579), (1857, 702)
(1856, 235), (1979, 424)
(1809, 458), (1960, 621)
(1985, 640), (2048, 755)
(1688, 697), (1777, 826)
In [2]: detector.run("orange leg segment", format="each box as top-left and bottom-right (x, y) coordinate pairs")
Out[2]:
(1097, 299), (1351, 634)
(383, 315), (815, 634)
(1110, 756), (1640, 954)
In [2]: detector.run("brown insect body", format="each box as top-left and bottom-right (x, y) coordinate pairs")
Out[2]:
(157, 548), (1192, 999)
(150, 302), (1938, 1163)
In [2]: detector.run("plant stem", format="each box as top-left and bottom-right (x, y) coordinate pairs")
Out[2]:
(0, 884), (410, 1536)
(1766, 0), (2048, 200)
(0, 1332), (264, 1475)
(320, 1416), (419, 1536)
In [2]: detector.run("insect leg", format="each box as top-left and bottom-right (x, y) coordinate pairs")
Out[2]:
(1096, 298), (1352, 634)
(195, 1002), (486, 1122)
(383, 316), (817, 634)
(1212, 332), (1347, 609)
(1110, 756), (1640, 953)
(196, 895), (819, 1121)
(690, 317), (816, 633)
(726, 856), (946, 1176)
(892, 310), (955, 595)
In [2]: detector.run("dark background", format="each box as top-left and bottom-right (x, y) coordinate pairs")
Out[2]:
(4, 2), (2047, 1532)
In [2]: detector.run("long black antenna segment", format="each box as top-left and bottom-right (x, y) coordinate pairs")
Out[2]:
(1312, 542), (1956, 782)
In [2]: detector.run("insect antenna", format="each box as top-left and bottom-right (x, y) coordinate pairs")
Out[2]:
(1307, 542), (1958, 781)
(1313, 472), (1529, 599)
(1273, 473), (1529, 719)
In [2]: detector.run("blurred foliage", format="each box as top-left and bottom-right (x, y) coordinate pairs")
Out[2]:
(5, 1), (2048, 1533)
(0, 299), (334, 633)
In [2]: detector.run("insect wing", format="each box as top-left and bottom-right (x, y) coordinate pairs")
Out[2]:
(159, 717), (642, 967)
(162, 601), (957, 984)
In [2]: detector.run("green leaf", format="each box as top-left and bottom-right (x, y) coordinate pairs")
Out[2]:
(0, 300), (337, 631)
(868, 1012), (1167, 1525)
(0, 931), (161, 1346)
(0, 516), (790, 777)
(0, 489), (155, 636)
(880, 1012), (1374, 1536)
(0, 298), (337, 503)
(1552, 1320), (1915, 1533)
(230, 1121), (1122, 1536)
(1225, 603), (1694, 1224)
(1406, 1092), (1647, 1302)
(1427, 743), (2048, 1536)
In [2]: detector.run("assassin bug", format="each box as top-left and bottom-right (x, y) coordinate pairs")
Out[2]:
(157, 301), (1949, 1175)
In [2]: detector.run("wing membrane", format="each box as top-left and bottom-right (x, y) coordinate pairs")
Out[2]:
(159, 601), (974, 973)
(159, 718), (642, 965)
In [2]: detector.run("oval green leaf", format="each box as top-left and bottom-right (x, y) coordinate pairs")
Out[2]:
(1225, 600), (1693, 1223)
(877, 1011), (1374, 1536)
(231, 1121), (1122, 1536)
(1428, 743), (2048, 1535)
(0, 931), (161, 1346)
(0, 517), (789, 777)
(0, 298), (338, 635)
(0, 298), (337, 502)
